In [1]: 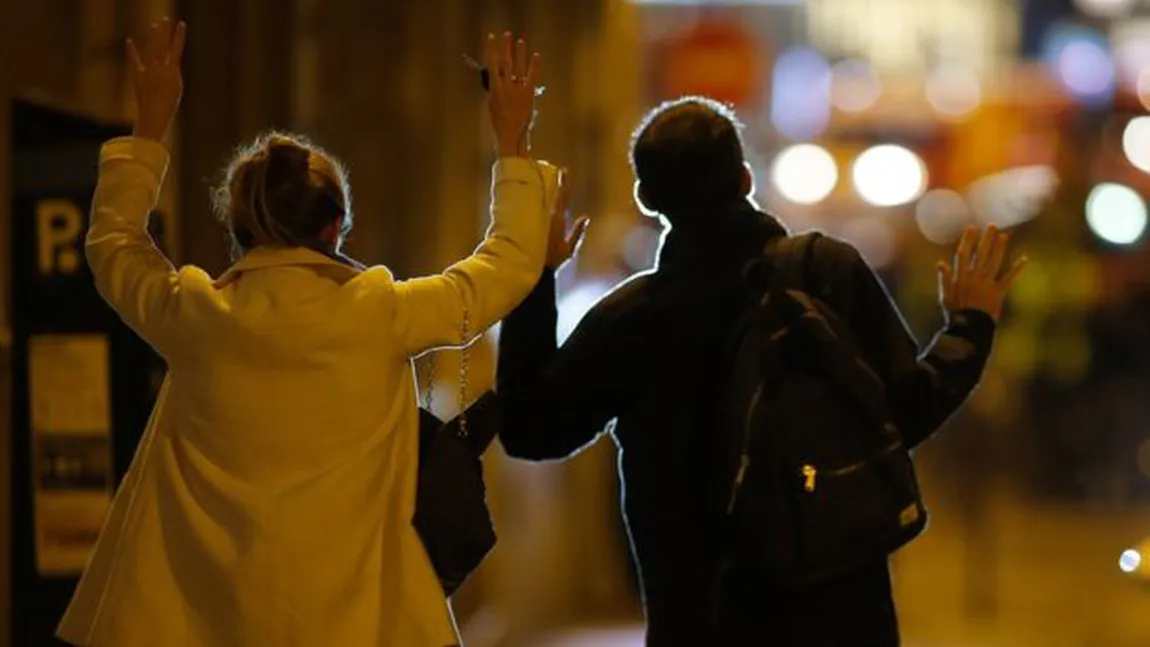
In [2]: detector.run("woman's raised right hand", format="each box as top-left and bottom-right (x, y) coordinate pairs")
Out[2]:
(485, 31), (541, 159)
(127, 17), (187, 143)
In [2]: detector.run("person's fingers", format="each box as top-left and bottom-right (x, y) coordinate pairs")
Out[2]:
(525, 52), (542, 87)
(566, 216), (591, 254)
(168, 20), (187, 65)
(148, 19), (170, 64)
(554, 167), (570, 214)
(500, 31), (513, 80)
(954, 226), (978, 276)
(143, 21), (161, 64)
(985, 231), (1009, 280)
(998, 255), (1029, 290)
(484, 33), (500, 88)
(158, 17), (173, 55)
(515, 38), (527, 80)
(126, 38), (146, 73)
(975, 224), (998, 274)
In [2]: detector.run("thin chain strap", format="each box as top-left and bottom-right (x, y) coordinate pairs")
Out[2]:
(421, 309), (471, 439)
(422, 353), (437, 410)
(458, 309), (470, 438)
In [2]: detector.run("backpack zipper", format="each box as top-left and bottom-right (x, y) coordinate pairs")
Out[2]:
(799, 439), (904, 493)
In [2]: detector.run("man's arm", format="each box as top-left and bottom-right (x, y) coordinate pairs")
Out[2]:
(822, 238), (997, 450)
(496, 270), (625, 460)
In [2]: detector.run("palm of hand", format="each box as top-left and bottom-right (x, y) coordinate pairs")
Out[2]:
(938, 225), (1028, 321)
(484, 32), (541, 157)
(545, 168), (589, 269)
(128, 18), (186, 142)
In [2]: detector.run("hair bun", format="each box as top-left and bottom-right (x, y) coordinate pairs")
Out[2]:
(264, 138), (311, 185)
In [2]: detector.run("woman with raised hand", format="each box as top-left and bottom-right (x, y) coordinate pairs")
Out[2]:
(58, 18), (547, 647)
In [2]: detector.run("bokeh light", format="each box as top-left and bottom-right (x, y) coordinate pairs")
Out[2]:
(1138, 69), (1150, 110)
(852, 145), (928, 207)
(966, 166), (1059, 228)
(830, 58), (881, 113)
(1085, 182), (1147, 245)
(1044, 25), (1116, 105)
(771, 46), (832, 140)
(925, 63), (982, 119)
(916, 189), (972, 244)
(1059, 42), (1115, 97)
(771, 144), (838, 205)
(1119, 548), (1142, 574)
(1074, 0), (1135, 20)
(1112, 25), (1150, 90)
(1122, 116), (1150, 173)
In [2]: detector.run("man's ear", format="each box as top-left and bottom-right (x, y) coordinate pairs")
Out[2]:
(634, 180), (659, 217)
(741, 162), (755, 198)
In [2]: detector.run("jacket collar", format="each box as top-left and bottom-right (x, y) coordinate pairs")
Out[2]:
(655, 201), (788, 274)
(213, 245), (364, 288)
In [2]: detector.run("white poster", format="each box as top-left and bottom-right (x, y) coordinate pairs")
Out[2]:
(28, 334), (113, 576)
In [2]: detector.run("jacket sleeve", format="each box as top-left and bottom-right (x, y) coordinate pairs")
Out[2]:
(495, 271), (624, 460)
(821, 238), (997, 450)
(386, 158), (548, 356)
(86, 137), (182, 356)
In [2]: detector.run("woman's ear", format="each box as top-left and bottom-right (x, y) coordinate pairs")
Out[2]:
(319, 215), (345, 247)
(634, 180), (659, 217)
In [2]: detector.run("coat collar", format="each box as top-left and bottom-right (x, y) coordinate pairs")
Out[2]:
(655, 201), (788, 274)
(213, 245), (364, 288)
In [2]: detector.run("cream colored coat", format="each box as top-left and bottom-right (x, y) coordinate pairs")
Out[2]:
(57, 137), (547, 647)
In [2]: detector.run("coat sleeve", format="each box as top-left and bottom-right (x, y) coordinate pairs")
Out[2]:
(85, 137), (184, 357)
(383, 158), (549, 356)
(819, 238), (997, 450)
(495, 271), (626, 460)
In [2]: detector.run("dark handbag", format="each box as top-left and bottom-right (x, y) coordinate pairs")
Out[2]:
(413, 312), (500, 597)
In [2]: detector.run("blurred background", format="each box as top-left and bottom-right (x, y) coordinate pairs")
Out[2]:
(3, 0), (1150, 645)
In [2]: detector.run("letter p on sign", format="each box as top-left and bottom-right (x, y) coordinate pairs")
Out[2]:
(37, 200), (83, 276)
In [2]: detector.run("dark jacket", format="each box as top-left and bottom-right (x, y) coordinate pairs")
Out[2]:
(496, 203), (997, 646)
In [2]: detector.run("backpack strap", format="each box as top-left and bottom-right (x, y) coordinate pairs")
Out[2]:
(763, 231), (822, 293)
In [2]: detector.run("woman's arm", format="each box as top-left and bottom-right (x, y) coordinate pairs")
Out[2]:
(384, 32), (550, 356)
(87, 137), (182, 354)
(387, 159), (549, 355)
(88, 18), (187, 355)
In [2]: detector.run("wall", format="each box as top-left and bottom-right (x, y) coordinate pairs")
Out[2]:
(0, 2), (173, 641)
(0, 4), (84, 640)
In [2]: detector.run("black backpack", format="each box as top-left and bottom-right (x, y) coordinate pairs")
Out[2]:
(718, 232), (927, 591)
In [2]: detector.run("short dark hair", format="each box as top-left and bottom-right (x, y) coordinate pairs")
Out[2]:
(630, 96), (747, 222)
(212, 132), (352, 259)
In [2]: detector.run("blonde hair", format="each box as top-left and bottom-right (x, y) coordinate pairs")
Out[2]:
(212, 132), (353, 259)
